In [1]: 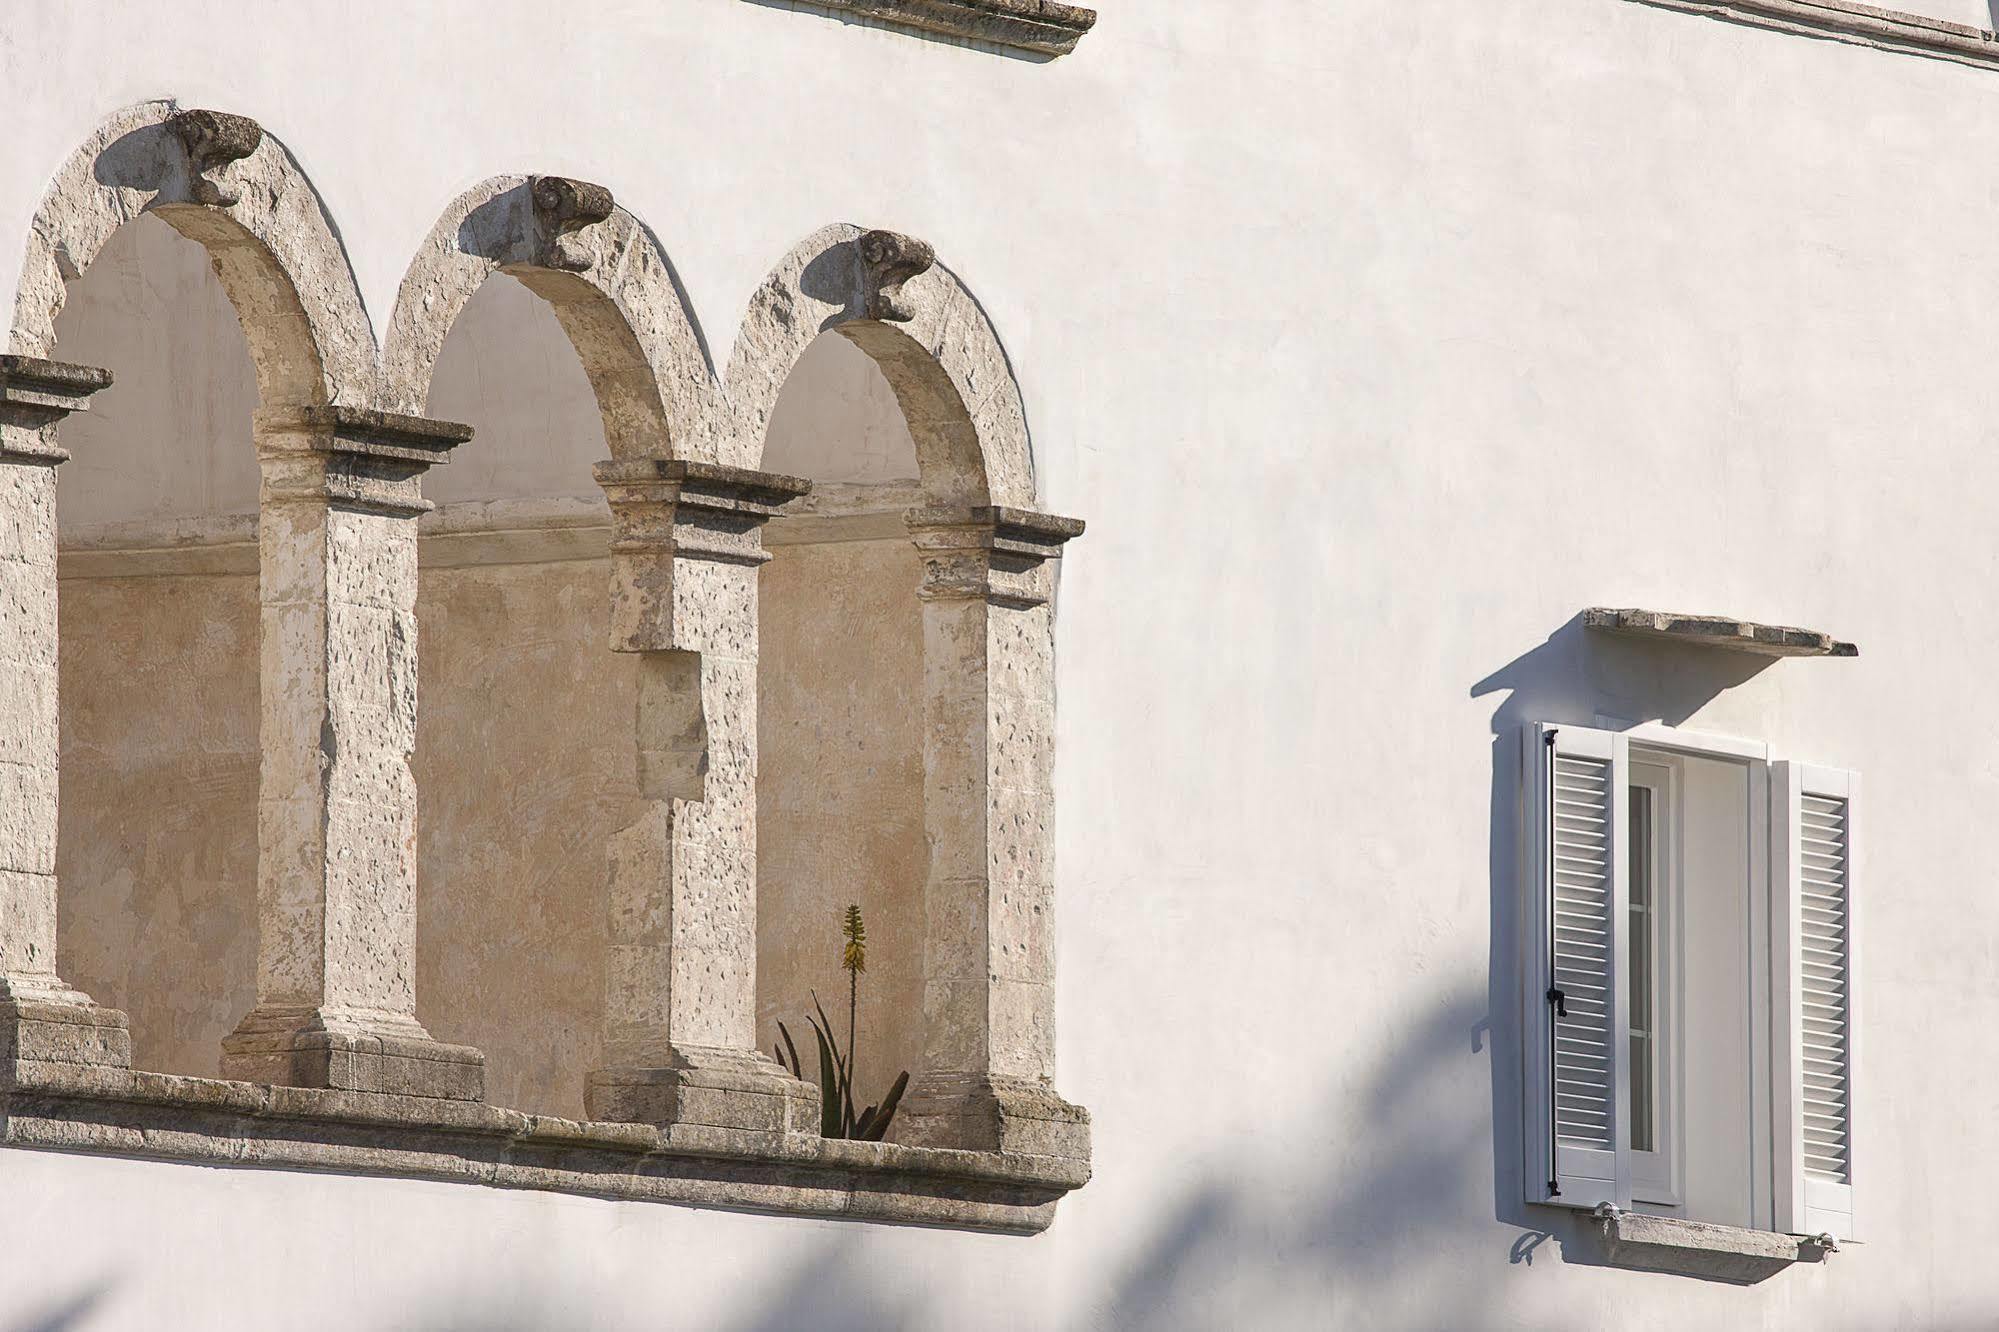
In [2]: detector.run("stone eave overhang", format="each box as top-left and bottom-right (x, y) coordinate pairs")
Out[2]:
(767, 0), (1097, 57)
(1633, 0), (1999, 73)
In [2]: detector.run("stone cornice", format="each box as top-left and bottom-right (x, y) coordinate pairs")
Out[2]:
(593, 459), (813, 519)
(0, 355), (114, 462)
(1633, 0), (1999, 72)
(772, 0), (1097, 57)
(907, 504), (1083, 607)
(258, 405), (475, 464)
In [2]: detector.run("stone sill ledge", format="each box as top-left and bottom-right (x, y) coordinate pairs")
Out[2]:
(760, 0), (1097, 58)
(1597, 1210), (1835, 1283)
(0, 1062), (1088, 1234)
(1632, 0), (1999, 72)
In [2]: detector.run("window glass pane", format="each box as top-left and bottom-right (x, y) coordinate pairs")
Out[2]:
(1628, 786), (1654, 1154)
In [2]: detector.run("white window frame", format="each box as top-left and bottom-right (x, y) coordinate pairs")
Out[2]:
(1521, 720), (1856, 1241)
(1626, 757), (1683, 1209)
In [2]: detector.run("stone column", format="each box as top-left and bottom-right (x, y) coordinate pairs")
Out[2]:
(898, 505), (1090, 1160)
(221, 405), (483, 1099)
(0, 356), (130, 1083)
(585, 459), (821, 1139)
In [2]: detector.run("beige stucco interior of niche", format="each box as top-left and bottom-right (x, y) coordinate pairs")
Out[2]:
(50, 216), (929, 1118)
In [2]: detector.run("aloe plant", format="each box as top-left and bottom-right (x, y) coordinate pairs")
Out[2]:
(773, 904), (910, 1141)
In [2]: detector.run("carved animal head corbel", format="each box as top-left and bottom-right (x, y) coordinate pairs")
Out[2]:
(530, 175), (615, 272)
(858, 229), (936, 323)
(165, 109), (263, 206)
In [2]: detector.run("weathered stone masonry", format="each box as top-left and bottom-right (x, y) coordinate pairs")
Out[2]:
(0, 99), (1089, 1230)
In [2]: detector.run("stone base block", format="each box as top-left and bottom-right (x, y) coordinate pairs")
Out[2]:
(221, 1007), (484, 1101)
(0, 994), (131, 1084)
(587, 1047), (821, 1138)
(893, 1073), (1091, 1161)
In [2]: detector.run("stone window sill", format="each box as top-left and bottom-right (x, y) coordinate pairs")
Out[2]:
(0, 1063), (1088, 1234)
(1597, 1209), (1837, 1283)
(1632, 0), (1999, 74)
(757, 0), (1098, 58)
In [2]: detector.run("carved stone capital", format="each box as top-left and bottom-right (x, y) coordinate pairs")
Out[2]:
(166, 108), (264, 206)
(254, 405), (472, 516)
(593, 459), (811, 564)
(859, 229), (937, 322)
(907, 504), (1084, 607)
(531, 175), (616, 272)
(0, 355), (114, 461)
(592, 460), (809, 652)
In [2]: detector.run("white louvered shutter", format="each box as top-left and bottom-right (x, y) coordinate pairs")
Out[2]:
(1521, 723), (1630, 1210)
(1774, 763), (1859, 1240)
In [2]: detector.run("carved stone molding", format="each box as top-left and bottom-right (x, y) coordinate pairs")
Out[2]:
(255, 406), (472, 517)
(0, 356), (112, 459)
(165, 108), (264, 206)
(777, 0), (1098, 57)
(593, 458), (810, 569)
(907, 503), (1084, 607)
(1631, 0), (1999, 73)
(530, 175), (616, 272)
(858, 229), (936, 323)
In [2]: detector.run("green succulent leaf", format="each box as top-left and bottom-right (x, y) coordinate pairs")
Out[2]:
(809, 1016), (841, 1138)
(861, 1071), (910, 1142)
(776, 1020), (802, 1080)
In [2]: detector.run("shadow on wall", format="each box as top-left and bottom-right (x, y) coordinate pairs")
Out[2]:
(1094, 990), (1586, 1329)
(3, 1278), (115, 1332)
(1472, 614), (1773, 1271)
(1092, 620), (1783, 1327)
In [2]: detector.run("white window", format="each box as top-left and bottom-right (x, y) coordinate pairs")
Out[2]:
(1520, 722), (1859, 1240)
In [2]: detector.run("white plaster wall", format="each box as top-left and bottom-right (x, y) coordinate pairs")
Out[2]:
(50, 213), (258, 529)
(11, 0), (1999, 1327)
(763, 331), (920, 483)
(422, 272), (608, 504)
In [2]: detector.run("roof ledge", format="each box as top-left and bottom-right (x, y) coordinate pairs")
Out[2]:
(1631, 1), (1999, 75)
(770, 0), (1098, 57)
(1584, 607), (1857, 658)
(1597, 1210), (1835, 1283)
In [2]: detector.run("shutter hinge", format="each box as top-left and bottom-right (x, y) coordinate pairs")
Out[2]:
(1546, 987), (1567, 1018)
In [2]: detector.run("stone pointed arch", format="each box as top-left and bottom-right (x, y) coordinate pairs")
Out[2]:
(380, 176), (710, 457)
(8, 100), (375, 407)
(717, 222), (1035, 508)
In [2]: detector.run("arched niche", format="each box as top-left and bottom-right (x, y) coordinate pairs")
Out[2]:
(411, 269), (631, 1120)
(50, 212), (262, 1079)
(756, 328), (931, 1112)
(725, 227), (1088, 1156)
(5, 102), (369, 1081)
(387, 176), (711, 1118)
